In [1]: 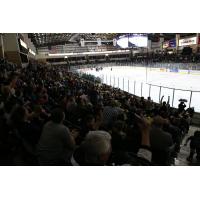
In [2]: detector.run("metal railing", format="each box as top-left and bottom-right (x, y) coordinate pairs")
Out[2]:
(100, 74), (200, 112)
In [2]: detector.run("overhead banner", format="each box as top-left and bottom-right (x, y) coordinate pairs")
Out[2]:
(97, 38), (101, 46)
(80, 38), (85, 47)
(113, 38), (117, 46)
(179, 37), (197, 47)
(163, 39), (176, 48)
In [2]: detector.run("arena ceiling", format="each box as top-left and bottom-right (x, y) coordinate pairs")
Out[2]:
(28, 33), (196, 48)
(28, 33), (121, 48)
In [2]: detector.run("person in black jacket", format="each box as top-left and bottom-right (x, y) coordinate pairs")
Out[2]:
(185, 131), (200, 162)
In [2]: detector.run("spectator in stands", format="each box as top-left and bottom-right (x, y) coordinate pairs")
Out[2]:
(70, 131), (112, 166)
(159, 96), (170, 117)
(8, 72), (18, 96)
(9, 105), (41, 145)
(65, 95), (77, 123)
(146, 97), (154, 115)
(111, 120), (127, 152)
(150, 116), (174, 165)
(185, 131), (200, 162)
(0, 57), (196, 166)
(88, 85), (99, 105)
(109, 114), (152, 165)
(139, 97), (146, 110)
(78, 114), (96, 143)
(163, 118), (182, 158)
(178, 101), (186, 113)
(102, 99), (124, 130)
(37, 108), (76, 165)
(71, 115), (152, 166)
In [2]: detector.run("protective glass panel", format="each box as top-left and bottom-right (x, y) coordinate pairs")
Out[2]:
(142, 83), (150, 99)
(118, 77), (124, 90)
(190, 92), (200, 112)
(123, 78), (129, 92)
(160, 87), (174, 106)
(135, 82), (142, 97)
(150, 85), (160, 103)
(128, 79), (135, 95)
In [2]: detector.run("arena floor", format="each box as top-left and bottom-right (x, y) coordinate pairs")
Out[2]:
(80, 66), (200, 112)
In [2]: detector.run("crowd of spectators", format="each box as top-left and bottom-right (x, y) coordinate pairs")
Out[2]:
(132, 52), (200, 63)
(0, 58), (197, 166)
(72, 52), (200, 72)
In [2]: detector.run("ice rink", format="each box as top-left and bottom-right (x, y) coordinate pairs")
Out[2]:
(79, 66), (200, 112)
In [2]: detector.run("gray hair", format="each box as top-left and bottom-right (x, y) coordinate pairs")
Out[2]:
(87, 130), (111, 140)
(81, 131), (112, 165)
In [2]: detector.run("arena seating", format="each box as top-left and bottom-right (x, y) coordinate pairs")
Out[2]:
(0, 57), (198, 166)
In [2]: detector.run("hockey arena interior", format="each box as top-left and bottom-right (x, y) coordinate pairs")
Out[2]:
(0, 33), (200, 166)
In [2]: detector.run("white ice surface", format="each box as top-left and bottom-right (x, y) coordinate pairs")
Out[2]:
(79, 66), (200, 112)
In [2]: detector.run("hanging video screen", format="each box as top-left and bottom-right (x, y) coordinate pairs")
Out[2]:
(116, 34), (148, 48)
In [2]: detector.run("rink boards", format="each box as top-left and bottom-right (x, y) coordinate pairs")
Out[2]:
(150, 68), (200, 75)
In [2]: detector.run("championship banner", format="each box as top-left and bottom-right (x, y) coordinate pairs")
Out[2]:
(179, 37), (197, 46)
(113, 38), (117, 46)
(80, 38), (85, 47)
(97, 38), (101, 46)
